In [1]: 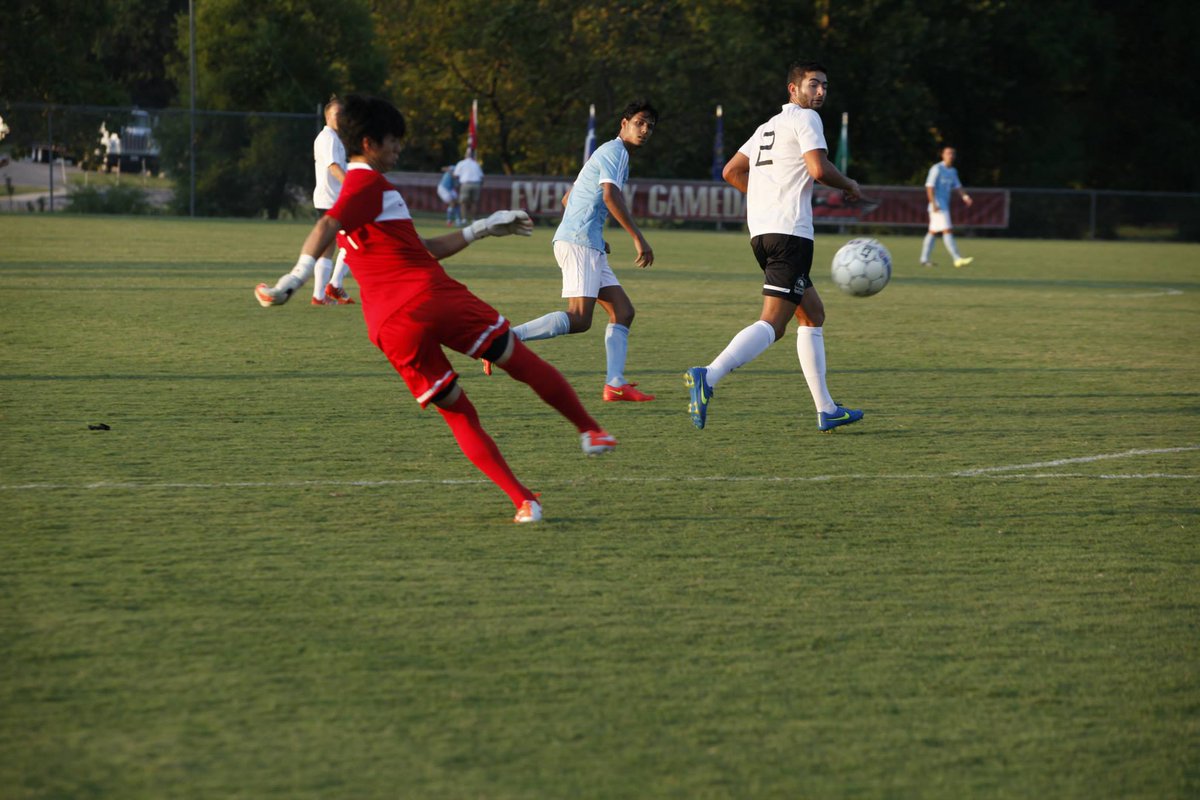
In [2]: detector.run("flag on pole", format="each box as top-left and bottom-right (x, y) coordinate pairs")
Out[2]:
(468, 99), (478, 155)
(583, 104), (597, 165)
(711, 105), (724, 181)
(835, 111), (848, 174)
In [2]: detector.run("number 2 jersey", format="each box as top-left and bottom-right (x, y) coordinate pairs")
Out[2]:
(737, 103), (827, 240)
(329, 162), (462, 344)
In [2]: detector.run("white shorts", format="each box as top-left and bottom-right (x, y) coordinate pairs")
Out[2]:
(437, 185), (458, 204)
(554, 240), (620, 298)
(928, 208), (952, 233)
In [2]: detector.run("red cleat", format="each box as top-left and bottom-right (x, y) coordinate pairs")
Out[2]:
(481, 359), (494, 376)
(603, 382), (655, 402)
(580, 430), (617, 455)
(324, 284), (356, 304)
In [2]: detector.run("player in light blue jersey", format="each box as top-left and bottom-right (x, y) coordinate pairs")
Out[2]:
(493, 100), (658, 403)
(920, 146), (974, 268)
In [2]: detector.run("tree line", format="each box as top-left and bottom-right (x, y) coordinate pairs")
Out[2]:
(2, 0), (1196, 217)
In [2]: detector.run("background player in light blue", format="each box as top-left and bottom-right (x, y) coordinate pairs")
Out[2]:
(496, 100), (658, 403)
(920, 146), (974, 268)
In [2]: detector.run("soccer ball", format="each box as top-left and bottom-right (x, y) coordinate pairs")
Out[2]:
(831, 238), (892, 297)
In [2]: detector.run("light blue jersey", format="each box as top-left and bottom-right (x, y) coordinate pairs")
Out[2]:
(554, 137), (630, 252)
(925, 162), (962, 210)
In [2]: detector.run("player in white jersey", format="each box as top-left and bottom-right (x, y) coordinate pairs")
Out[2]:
(920, 146), (974, 268)
(310, 95), (356, 304)
(494, 100), (658, 403)
(686, 61), (867, 433)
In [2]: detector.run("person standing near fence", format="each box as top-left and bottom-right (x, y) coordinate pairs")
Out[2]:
(453, 149), (484, 223)
(920, 146), (974, 268)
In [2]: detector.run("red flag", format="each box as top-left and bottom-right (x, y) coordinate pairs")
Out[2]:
(468, 99), (478, 155)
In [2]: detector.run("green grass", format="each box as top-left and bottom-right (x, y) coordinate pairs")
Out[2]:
(2, 215), (1198, 799)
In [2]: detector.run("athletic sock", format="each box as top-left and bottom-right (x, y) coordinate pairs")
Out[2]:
(497, 338), (599, 433)
(313, 257), (333, 299)
(330, 248), (349, 289)
(920, 233), (936, 262)
(512, 311), (571, 342)
(706, 320), (776, 388)
(604, 323), (630, 387)
(795, 325), (836, 414)
(436, 392), (534, 508)
(277, 254), (315, 292)
(943, 232), (962, 260)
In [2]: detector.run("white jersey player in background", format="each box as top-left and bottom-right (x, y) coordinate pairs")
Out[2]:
(686, 61), (867, 433)
(920, 146), (974, 268)
(311, 95), (354, 304)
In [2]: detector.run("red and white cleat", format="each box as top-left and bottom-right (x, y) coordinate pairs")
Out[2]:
(580, 429), (617, 455)
(513, 493), (543, 523)
(324, 284), (356, 304)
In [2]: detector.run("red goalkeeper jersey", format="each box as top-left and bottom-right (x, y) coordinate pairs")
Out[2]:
(329, 163), (461, 343)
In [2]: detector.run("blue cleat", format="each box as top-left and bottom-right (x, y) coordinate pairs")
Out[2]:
(684, 367), (714, 429)
(818, 404), (864, 432)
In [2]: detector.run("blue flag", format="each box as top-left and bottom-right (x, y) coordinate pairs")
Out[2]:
(711, 105), (724, 182)
(583, 104), (597, 165)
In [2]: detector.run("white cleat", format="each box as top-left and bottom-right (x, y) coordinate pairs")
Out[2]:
(254, 283), (293, 307)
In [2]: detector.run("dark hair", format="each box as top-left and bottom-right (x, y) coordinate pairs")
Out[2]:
(787, 61), (827, 85)
(324, 93), (341, 113)
(337, 94), (406, 157)
(619, 99), (658, 125)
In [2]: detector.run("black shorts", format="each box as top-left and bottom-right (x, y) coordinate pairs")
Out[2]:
(751, 234), (814, 303)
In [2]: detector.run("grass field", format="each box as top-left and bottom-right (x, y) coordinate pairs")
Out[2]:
(2, 215), (1198, 799)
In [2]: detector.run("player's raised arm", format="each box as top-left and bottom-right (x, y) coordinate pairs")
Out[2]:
(421, 209), (534, 260)
(601, 182), (653, 268)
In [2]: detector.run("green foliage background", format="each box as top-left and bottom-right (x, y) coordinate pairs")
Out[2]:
(2, 0), (1199, 214)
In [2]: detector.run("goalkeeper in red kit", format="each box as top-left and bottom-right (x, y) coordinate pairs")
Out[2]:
(255, 94), (616, 523)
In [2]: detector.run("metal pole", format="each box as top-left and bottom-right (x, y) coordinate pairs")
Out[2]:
(189, 0), (197, 217)
(47, 108), (54, 211)
(1088, 191), (1096, 239)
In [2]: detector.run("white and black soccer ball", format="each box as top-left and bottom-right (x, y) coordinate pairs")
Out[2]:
(831, 238), (892, 297)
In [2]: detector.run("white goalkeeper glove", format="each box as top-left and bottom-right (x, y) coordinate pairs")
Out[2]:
(463, 209), (534, 243)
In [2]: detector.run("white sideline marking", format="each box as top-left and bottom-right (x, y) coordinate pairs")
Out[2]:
(951, 446), (1200, 476)
(1116, 288), (1183, 297)
(2, 447), (1196, 491)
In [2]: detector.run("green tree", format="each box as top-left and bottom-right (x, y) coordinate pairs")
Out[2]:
(159, 0), (386, 216)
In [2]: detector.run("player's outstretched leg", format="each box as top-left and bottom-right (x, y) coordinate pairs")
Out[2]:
(495, 338), (616, 455)
(435, 390), (543, 521)
(255, 255), (316, 307)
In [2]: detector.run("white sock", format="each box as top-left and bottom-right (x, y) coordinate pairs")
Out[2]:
(796, 325), (836, 413)
(943, 233), (962, 260)
(313, 257), (333, 299)
(513, 311), (570, 342)
(277, 254), (315, 293)
(920, 233), (935, 262)
(605, 323), (629, 387)
(330, 248), (349, 289)
(706, 320), (775, 388)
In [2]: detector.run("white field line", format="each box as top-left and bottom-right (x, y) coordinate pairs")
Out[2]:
(1114, 288), (1184, 297)
(1, 447), (1196, 491)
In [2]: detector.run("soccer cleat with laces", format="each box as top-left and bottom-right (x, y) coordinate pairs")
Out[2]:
(324, 284), (356, 304)
(818, 404), (864, 432)
(684, 366), (714, 429)
(580, 429), (617, 455)
(953, 256), (974, 268)
(255, 283), (293, 307)
(514, 493), (543, 523)
(603, 382), (655, 402)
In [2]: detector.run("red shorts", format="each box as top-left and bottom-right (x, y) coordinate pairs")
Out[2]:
(375, 285), (509, 407)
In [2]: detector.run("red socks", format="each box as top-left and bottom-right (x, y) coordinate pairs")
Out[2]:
(436, 393), (533, 508)
(497, 339), (599, 433)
